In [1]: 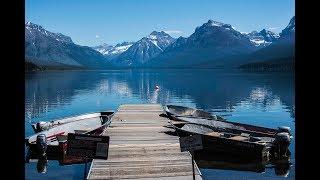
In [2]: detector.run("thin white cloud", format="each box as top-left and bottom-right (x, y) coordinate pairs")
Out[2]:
(164, 30), (183, 35)
(267, 27), (279, 31)
(95, 34), (100, 38)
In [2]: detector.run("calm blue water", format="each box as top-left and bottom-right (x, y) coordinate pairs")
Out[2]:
(25, 69), (295, 180)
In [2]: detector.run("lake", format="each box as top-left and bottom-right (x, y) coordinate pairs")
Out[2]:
(25, 69), (295, 180)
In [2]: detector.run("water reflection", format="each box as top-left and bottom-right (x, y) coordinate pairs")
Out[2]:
(36, 156), (48, 173)
(25, 69), (294, 179)
(25, 70), (294, 120)
(194, 151), (292, 177)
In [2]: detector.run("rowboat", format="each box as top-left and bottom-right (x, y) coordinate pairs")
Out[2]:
(31, 112), (115, 133)
(164, 105), (225, 121)
(173, 116), (288, 137)
(171, 122), (291, 160)
(25, 111), (114, 158)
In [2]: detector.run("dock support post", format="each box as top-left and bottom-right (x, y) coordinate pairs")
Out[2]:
(191, 151), (195, 180)
(83, 158), (88, 180)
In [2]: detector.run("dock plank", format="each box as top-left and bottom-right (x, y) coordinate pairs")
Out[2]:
(87, 104), (202, 180)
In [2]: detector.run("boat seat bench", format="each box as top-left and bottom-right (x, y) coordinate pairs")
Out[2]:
(205, 132), (221, 137)
(229, 136), (249, 141)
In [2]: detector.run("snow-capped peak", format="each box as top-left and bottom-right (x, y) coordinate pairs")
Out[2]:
(141, 31), (175, 50)
(26, 21), (32, 26)
(93, 42), (134, 56)
(25, 21), (44, 30)
(25, 22), (73, 44)
(196, 19), (234, 32)
(148, 35), (157, 40)
(112, 31), (176, 66)
(115, 41), (134, 47)
(246, 29), (279, 47)
(206, 19), (233, 29)
(147, 31), (171, 39)
(259, 29), (280, 39)
(208, 20), (224, 27)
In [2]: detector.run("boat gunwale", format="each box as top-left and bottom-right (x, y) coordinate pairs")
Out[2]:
(26, 111), (114, 144)
(31, 111), (114, 127)
(164, 105), (225, 120)
(170, 122), (270, 147)
(173, 115), (278, 137)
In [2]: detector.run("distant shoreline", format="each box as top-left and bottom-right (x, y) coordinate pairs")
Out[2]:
(26, 58), (295, 73)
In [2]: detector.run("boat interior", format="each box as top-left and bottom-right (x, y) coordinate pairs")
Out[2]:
(173, 123), (274, 144)
(166, 105), (213, 118)
(174, 116), (277, 137)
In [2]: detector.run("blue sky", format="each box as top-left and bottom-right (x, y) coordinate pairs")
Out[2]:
(26, 0), (295, 46)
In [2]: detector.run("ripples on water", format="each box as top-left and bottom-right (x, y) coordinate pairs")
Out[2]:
(25, 69), (295, 179)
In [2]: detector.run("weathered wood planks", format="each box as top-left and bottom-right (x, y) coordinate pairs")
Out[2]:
(87, 104), (202, 180)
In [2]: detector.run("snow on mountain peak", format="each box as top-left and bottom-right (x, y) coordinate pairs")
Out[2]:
(205, 19), (234, 29)
(112, 31), (175, 66)
(26, 21), (32, 26)
(93, 30), (174, 61)
(26, 22), (73, 44)
(148, 31), (171, 39)
(207, 20), (224, 27)
(246, 29), (279, 47)
(260, 29), (280, 38)
(143, 31), (175, 50)
(148, 35), (157, 40)
(93, 42), (133, 56)
(26, 21), (44, 30)
(195, 19), (234, 32)
(115, 41), (134, 47)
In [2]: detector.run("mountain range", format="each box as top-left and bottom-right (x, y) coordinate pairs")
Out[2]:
(237, 16), (295, 71)
(243, 29), (279, 47)
(25, 16), (295, 71)
(92, 42), (134, 60)
(94, 31), (175, 67)
(146, 20), (256, 67)
(25, 22), (112, 70)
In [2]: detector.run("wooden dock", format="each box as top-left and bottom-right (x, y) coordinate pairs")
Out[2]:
(87, 104), (202, 179)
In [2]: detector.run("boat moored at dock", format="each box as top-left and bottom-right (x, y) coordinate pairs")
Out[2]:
(171, 122), (291, 161)
(173, 116), (290, 138)
(165, 105), (225, 121)
(25, 111), (114, 159)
